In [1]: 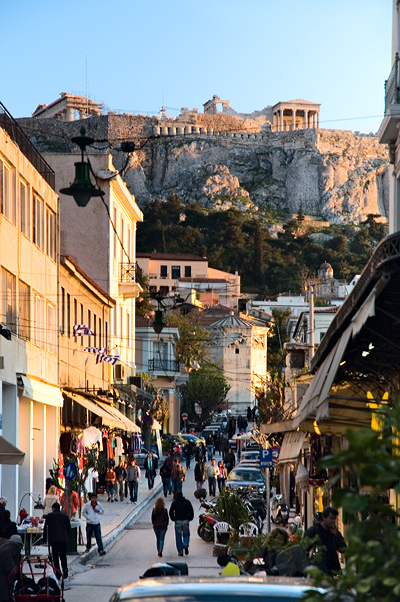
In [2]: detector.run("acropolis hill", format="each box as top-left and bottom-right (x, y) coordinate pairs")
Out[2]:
(20, 93), (390, 225)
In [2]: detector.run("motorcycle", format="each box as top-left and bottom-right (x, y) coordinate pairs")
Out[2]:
(195, 488), (222, 542)
(270, 493), (289, 526)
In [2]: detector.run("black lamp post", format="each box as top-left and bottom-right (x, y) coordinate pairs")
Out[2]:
(152, 309), (165, 334)
(60, 127), (105, 207)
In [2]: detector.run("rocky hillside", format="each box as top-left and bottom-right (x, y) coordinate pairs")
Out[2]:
(123, 128), (389, 225)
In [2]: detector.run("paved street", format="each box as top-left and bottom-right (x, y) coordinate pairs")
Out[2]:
(65, 466), (220, 602)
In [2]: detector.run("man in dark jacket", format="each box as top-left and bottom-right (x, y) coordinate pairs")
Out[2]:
(114, 460), (127, 501)
(169, 491), (194, 556)
(194, 456), (207, 490)
(305, 506), (346, 574)
(43, 502), (71, 579)
(0, 535), (23, 602)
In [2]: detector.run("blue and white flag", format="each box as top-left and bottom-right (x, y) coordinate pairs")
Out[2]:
(96, 354), (119, 365)
(73, 324), (94, 336)
(85, 347), (107, 355)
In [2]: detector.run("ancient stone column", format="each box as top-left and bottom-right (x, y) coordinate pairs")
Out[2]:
(292, 109), (296, 130)
(316, 113), (320, 128)
(304, 111), (308, 129)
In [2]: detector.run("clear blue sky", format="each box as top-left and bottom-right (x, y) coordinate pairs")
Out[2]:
(2, 0), (392, 133)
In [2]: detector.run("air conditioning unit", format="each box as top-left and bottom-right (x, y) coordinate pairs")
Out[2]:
(128, 376), (143, 389)
(114, 363), (125, 382)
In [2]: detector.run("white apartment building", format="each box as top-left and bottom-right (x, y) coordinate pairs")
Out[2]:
(0, 110), (61, 517)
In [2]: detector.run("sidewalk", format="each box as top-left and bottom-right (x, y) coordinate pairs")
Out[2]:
(68, 476), (163, 570)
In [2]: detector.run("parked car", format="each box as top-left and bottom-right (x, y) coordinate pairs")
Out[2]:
(239, 450), (260, 465)
(109, 575), (325, 602)
(201, 426), (222, 440)
(162, 433), (205, 448)
(211, 413), (228, 431)
(225, 466), (266, 497)
(134, 448), (159, 468)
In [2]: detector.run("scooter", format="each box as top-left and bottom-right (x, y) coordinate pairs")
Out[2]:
(195, 488), (222, 542)
(270, 494), (289, 526)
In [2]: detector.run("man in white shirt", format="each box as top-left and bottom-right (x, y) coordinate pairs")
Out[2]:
(82, 494), (106, 556)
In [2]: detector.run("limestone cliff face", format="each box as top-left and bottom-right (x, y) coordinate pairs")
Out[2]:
(123, 128), (389, 224)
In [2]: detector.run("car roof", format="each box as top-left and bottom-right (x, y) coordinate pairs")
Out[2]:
(116, 576), (321, 600)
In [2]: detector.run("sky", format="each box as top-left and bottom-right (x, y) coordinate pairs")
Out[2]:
(1, 0), (393, 133)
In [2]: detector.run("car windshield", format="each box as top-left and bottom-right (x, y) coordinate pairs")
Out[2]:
(227, 470), (265, 483)
(242, 452), (259, 460)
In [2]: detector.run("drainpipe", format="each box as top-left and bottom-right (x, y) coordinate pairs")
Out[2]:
(309, 285), (314, 365)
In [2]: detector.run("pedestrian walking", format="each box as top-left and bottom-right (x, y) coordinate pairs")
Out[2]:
(0, 535), (23, 602)
(166, 451), (174, 495)
(144, 451), (158, 490)
(160, 459), (172, 497)
(43, 502), (71, 579)
(224, 447), (236, 474)
(194, 456), (207, 490)
(82, 494), (106, 556)
(169, 490), (194, 556)
(195, 442), (206, 461)
(42, 485), (59, 516)
(206, 432), (214, 461)
(171, 458), (186, 498)
(217, 460), (227, 492)
(206, 458), (218, 497)
(115, 460), (127, 502)
(247, 406), (252, 422)
(219, 434), (229, 457)
(126, 458), (141, 504)
(0, 511), (17, 542)
(183, 441), (193, 469)
(151, 497), (169, 557)
(105, 465), (116, 502)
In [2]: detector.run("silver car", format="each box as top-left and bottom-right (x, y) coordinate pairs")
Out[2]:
(109, 576), (324, 602)
(134, 448), (159, 468)
(225, 466), (266, 496)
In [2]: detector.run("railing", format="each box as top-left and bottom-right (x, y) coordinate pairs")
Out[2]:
(385, 53), (400, 113)
(148, 358), (180, 372)
(119, 262), (145, 287)
(0, 102), (55, 189)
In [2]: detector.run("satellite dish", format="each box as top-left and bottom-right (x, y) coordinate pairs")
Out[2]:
(96, 170), (118, 180)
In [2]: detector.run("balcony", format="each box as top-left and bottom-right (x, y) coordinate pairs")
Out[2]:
(148, 358), (180, 373)
(118, 262), (143, 300)
(379, 53), (400, 146)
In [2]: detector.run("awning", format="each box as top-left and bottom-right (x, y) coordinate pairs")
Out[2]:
(20, 375), (63, 407)
(0, 436), (25, 465)
(260, 419), (294, 435)
(67, 393), (125, 430)
(96, 400), (140, 433)
(278, 431), (306, 464)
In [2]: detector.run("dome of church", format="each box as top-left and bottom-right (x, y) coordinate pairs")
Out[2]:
(318, 261), (333, 279)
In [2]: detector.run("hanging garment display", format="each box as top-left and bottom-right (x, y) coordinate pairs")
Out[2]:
(115, 436), (124, 456)
(81, 426), (102, 448)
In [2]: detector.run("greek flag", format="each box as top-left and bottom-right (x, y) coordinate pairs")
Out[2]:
(85, 347), (107, 355)
(73, 324), (94, 336)
(96, 354), (119, 365)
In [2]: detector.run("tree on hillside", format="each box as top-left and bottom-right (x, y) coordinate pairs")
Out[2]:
(253, 221), (265, 285)
(180, 364), (230, 423)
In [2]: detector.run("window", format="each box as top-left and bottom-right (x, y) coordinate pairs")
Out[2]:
(67, 293), (71, 338)
(120, 307), (123, 339)
(80, 303), (84, 345)
(60, 287), (65, 335)
(87, 309), (91, 345)
(0, 158), (16, 224)
(18, 280), (30, 340)
(2, 270), (16, 333)
(127, 228), (131, 262)
(113, 306), (117, 336)
(93, 314), (97, 347)
(45, 206), (56, 260)
(19, 180), (30, 237)
(185, 266), (192, 278)
(32, 292), (43, 346)
(113, 207), (117, 259)
(160, 265), (168, 278)
(105, 320), (108, 350)
(98, 318), (102, 348)
(235, 348), (240, 354)
(74, 298), (78, 342)
(171, 266), (181, 279)
(120, 218), (124, 263)
(32, 193), (44, 250)
(47, 302), (56, 354)
(159, 286), (169, 295)
(126, 312), (130, 359)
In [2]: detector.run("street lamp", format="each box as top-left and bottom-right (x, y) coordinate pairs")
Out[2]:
(18, 491), (45, 515)
(152, 310), (165, 334)
(60, 127), (105, 207)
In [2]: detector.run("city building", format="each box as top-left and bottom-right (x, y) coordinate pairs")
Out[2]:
(0, 105), (61, 516)
(136, 252), (240, 310)
(206, 312), (270, 416)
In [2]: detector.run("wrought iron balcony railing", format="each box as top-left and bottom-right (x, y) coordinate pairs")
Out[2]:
(0, 102), (55, 189)
(119, 262), (145, 287)
(385, 53), (400, 113)
(148, 358), (180, 372)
